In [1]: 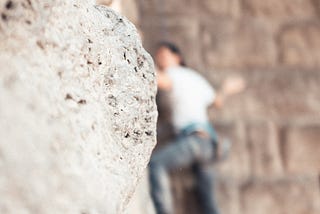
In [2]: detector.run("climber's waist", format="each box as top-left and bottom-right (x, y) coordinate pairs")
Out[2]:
(178, 122), (218, 144)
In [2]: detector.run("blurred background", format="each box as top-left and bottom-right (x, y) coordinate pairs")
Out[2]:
(98, 1), (320, 214)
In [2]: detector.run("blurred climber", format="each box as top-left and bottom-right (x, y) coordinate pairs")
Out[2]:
(149, 42), (245, 214)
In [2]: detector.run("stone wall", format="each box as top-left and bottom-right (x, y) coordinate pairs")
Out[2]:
(120, 0), (320, 213)
(0, 0), (157, 213)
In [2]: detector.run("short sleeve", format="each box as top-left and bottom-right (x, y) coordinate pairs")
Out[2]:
(198, 75), (215, 106)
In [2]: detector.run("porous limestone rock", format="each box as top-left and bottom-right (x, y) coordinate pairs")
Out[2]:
(0, 0), (157, 213)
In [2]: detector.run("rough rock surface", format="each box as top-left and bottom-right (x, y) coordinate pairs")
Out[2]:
(0, 0), (157, 213)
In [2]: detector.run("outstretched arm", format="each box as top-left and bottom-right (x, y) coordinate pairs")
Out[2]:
(211, 76), (246, 109)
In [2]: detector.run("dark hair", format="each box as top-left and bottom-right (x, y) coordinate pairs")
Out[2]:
(157, 41), (186, 66)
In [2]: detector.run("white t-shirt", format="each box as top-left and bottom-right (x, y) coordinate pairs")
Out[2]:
(167, 66), (215, 131)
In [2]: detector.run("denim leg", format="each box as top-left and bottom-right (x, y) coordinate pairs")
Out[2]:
(149, 164), (172, 214)
(193, 163), (220, 214)
(149, 135), (204, 214)
(187, 135), (220, 214)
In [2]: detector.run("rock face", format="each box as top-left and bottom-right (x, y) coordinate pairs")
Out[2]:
(0, 0), (157, 214)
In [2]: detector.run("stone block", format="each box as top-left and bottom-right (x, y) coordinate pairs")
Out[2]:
(207, 69), (320, 120)
(213, 120), (283, 179)
(213, 121), (251, 182)
(199, 0), (241, 18)
(278, 23), (320, 68)
(216, 178), (241, 214)
(283, 123), (320, 175)
(201, 19), (277, 69)
(246, 121), (283, 177)
(96, 0), (113, 6)
(242, 0), (317, 20)
(137, 0), (198, 15)
(121, 0), (140, 25)
(240, 178), (320, 214)
(97, 0), (140, 27)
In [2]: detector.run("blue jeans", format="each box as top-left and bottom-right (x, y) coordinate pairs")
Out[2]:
(149, 133), (220, 214)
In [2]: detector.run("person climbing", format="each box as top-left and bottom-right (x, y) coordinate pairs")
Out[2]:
(149, 42), (245, 214)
